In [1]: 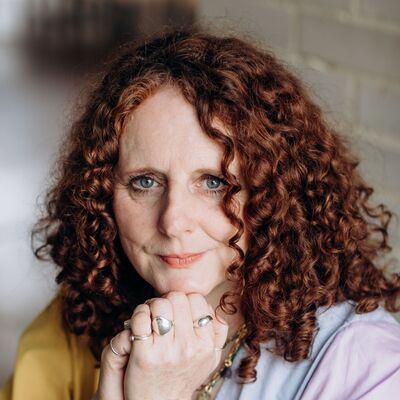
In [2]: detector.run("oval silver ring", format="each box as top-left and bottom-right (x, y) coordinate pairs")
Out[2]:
(194, 315), (213, 328)
(152, 316), (174, 336)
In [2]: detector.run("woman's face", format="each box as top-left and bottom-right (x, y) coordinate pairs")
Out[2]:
(113, 85), (248, 300)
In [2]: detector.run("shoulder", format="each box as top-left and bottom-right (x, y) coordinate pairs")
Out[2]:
(301, 314), (400, 400)
(2, 296), (74, 399)
(0, 296), (99, 400)
(18, 295), (69, 351)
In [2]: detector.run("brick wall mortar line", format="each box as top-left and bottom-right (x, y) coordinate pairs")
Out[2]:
(299, 55), (400, 90)
(300, 5), (400, 34)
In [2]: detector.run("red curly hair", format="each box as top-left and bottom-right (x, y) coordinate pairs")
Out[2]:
(33, 28), (400, 382)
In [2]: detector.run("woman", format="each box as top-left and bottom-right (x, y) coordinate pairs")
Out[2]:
(1, 28), (400, 400)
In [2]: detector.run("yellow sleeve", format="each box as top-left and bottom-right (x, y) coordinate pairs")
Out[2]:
(0, 296), (99, 400)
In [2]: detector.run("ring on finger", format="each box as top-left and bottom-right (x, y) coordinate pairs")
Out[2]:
(129, 333), (152, 342)
(193, 315), (213, 328)
(110, 337), (125, 357)
(152, 316), (174, 336)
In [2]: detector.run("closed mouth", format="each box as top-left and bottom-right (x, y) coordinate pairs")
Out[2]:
(158, 252), (205, 268)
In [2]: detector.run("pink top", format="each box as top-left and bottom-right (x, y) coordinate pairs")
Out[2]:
(216, 301), (400, 399)
(301, 320), (400, 399)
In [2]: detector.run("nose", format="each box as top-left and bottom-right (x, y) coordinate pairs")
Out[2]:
(157, 183), (197, 238)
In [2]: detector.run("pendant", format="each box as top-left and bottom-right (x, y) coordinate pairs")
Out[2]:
(221, 366), (232, 378)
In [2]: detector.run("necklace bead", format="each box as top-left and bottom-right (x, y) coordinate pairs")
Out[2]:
(220, 366), (233, 378)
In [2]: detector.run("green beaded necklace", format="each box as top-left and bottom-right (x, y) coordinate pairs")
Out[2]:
(195, 323), (248, 399)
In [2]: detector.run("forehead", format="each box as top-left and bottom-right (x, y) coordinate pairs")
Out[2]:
(118, 86), (241, 175)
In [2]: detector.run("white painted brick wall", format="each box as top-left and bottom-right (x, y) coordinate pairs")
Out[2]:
(360, 0), (400, 23)
(299, 14), (400, 79)
(358, 81), (400, 141)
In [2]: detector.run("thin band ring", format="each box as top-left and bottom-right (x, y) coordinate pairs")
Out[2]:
(109, 337), (125, 357)
(130, 333), (152, 342)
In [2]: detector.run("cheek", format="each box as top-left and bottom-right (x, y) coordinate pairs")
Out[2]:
(113, 197), (153, 241)
(204, 205), (248, 253)
(205, 202), (245, 240)
(206, 199), (244, 236)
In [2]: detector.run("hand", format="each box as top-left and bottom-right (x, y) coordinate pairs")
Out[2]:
(94, 291), (228, 400)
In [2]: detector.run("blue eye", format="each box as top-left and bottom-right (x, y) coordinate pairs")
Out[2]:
(206, 176), (223, 189)
(204, 175), (228, 197)
(127, 175), (158, 194)
(138, 176), (154, 189)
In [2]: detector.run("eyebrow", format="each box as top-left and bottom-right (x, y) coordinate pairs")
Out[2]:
(124, 167), (225, 176)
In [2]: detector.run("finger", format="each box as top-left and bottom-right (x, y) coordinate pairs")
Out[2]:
(131, 303), (150, 319)
(144, 297), (158, 306)
(162, 291), (194, 339)
(187, 293), (214, 340)
(102, 329), (132, 370)
(130, 303), (154, 346)
(97, 329), (131, 400)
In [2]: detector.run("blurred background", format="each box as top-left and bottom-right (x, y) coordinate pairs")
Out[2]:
(1, 0), (400, 386)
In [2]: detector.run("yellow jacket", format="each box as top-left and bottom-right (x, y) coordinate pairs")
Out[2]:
(0, 296), (99, 400)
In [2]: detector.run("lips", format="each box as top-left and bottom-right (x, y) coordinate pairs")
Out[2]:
(158, 252), (205, 268)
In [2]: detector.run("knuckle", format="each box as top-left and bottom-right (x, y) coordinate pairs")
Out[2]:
(132, 303), (149, 317)
(135, 352), (155, 370)
(152, 298), (170, 307)
(165, 291), (186, 302)
(187, 293), (204, 303)
(132, 310), (148, 320)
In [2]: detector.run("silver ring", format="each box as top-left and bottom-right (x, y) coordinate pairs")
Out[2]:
(193, 315), (213, 328)
(130, 333), (152, 342)
(152, 316), (174, 335)
(123, 319), (131, 330)
(110, 337), (125, 356)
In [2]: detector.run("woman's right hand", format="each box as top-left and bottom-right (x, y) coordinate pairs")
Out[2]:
(93, 291), (228, 400)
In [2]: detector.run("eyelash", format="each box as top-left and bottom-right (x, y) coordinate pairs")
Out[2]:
(126, 174), (228, 197)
